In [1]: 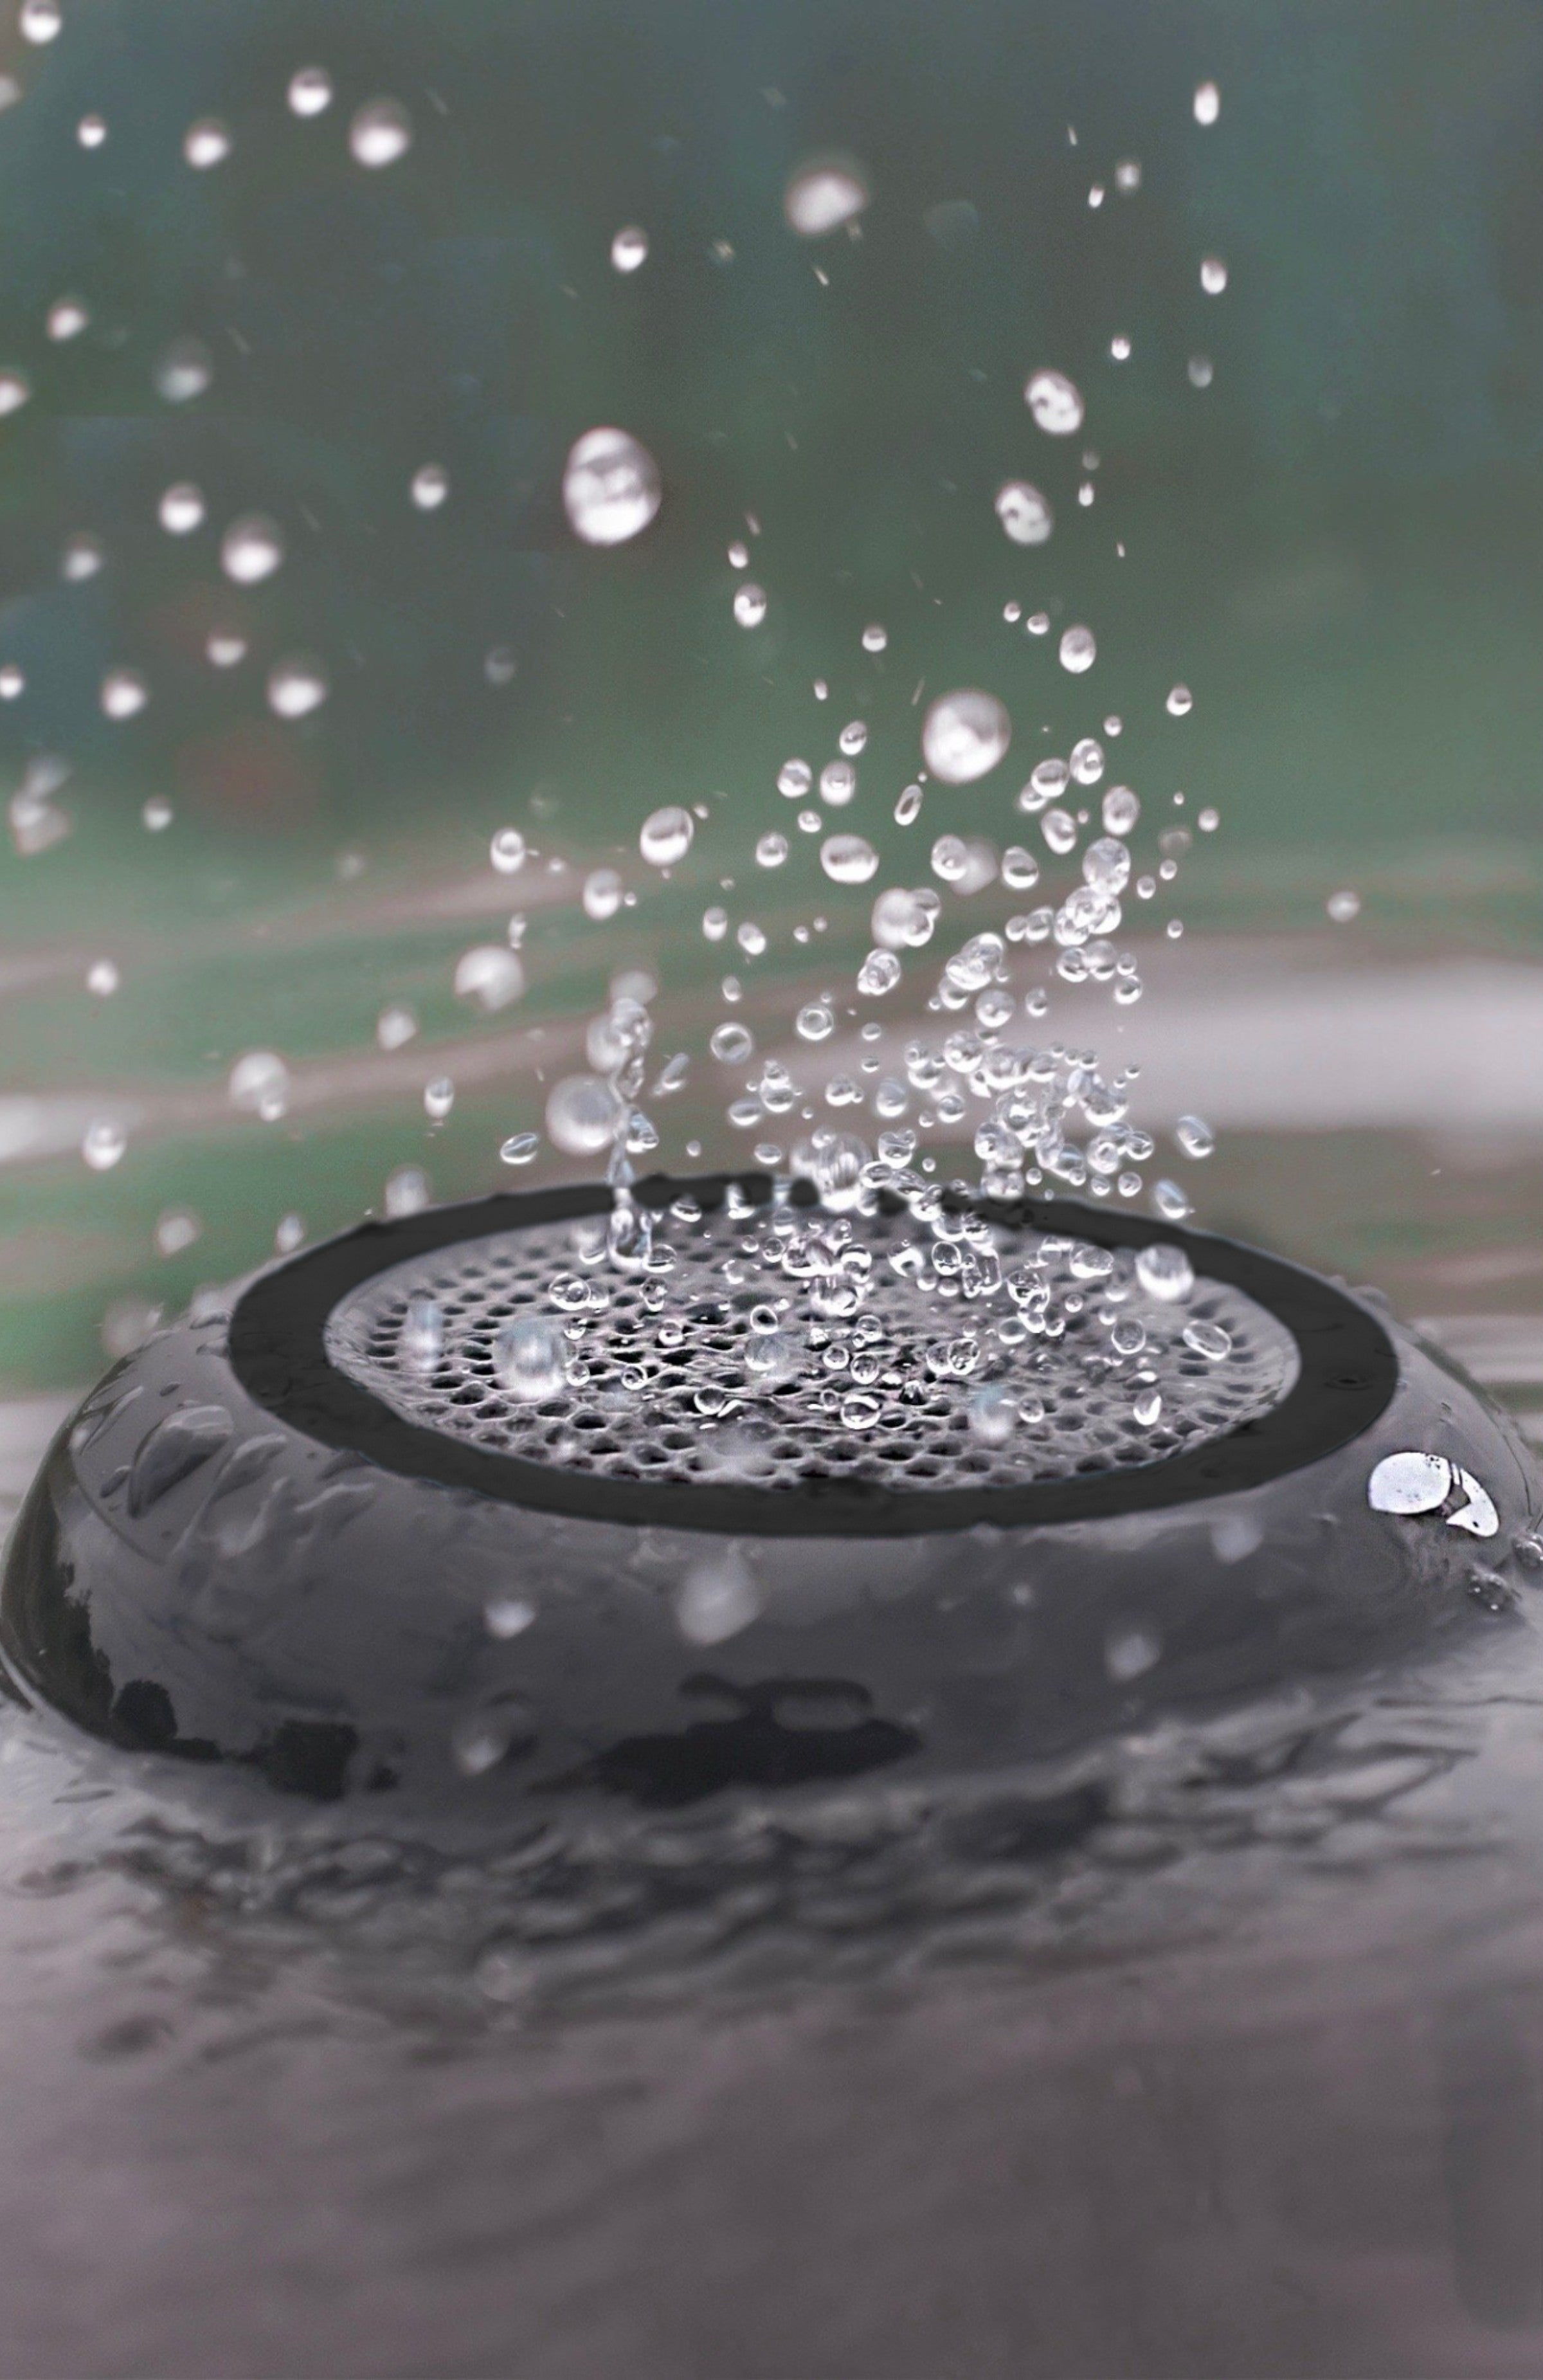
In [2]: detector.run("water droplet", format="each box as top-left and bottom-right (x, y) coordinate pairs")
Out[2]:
(994, 480), (1054, 545)
(1025, 368), (1085, 434)
(639, 804), (693, 866)
(155, 337), (212, 403)
(424, 1077), (455, 1121)
(450, 1696), (534, 1777)
(46, 296), (89, 341)
(1176, 1114), (1214, 1159)
(733, 582), (768, 628)
(350, 97), (413, 168)
(82, 1119), (125, 1171)
(0, 368), (31, 419)
(158, 482), (204, 534)
(871, 885), (939, 949)
(921, 687), (1011, 783)
(86, 958), (119, 998)
(376, 1003), (417, 1051)
(155, 1206), (201, 1257)
(500, 1132), (539, 1167)
(141, 795), (173, 833)
(563, 424), (661, 545)
(1103, 785), (1139, 835)
(1182, 1319), (1231, 1361)
(228, 1049), (291, 1121)
(822, 832), (878, 885)
(676, 1549), (763, 1644)
(411, 461), (449, 510)
(546, 1074), (622, 1155)
(862, 622), (888, 652)
(221, 513), (284, 583)
(454, 945), (524, 1012)
(777, 758), (812, 801)
(894, 784), (923, 826)
(19, 0), (61, 44)
(1194, 80), (1220, 124)
(969, 1383), (1018, 1446)
(1327, 889), (1361, 923)
(101, 669), (147, 720)
(1059, 624), (1096, 674)
(1106, 1625), (1160, 1682)
(1135, 1242), (1194, 1302)
(183, 118), (231, 169)
(267, 657), (328, 720)
(0, 665), (23, 698)
(796, 1001), (835, 1041)
(1200, 255), (1228, 295)
(754, 832), (788, 870)
(1166, 682), (1193, 717)
(1110, 334), (1132, 362)
(1153, 1178), (1192, 1224)
(488, 827), (526, 876)
(485, 1596), (536, 1639)
(399, 1294), (443, 1372)
(494, 1315), (566, 1402)
(1367, 1451), (1452, 1518)
(1188, 354), (1214, 389)
(611, 223), (649, 272)
(838, 718), (868, 757)
(710, 1022), (754, 1063)
(1133, 1386), (1162, 1426)
(287, 65), (332, 116)
(1114, 158), (1142, 195)
(784, 156), (869, 237)
(583, 866), (624, 920)
(858, 948), (901, 996)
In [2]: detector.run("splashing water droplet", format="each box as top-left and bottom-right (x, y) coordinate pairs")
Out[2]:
(424, 1077), (455, 1122)
(796, 1001), (835, 1041)
(1367, 1451), (1450, 1517)
(1194, 80), (1220, 124)
(228, 1050), (290, 1120)
(784, 156), (869, 237)
(1059, 624), (1096, 674)
(350, 97), (413, 168)
(221, 514), (284, 583)
(1166, 683), (1193, 718)
(288, 64), (332, 116)
(267, 657), (328, 719)
(1182, 1319), (1231, 1361)
(611, 224), (649, 273)
(755, 833), (788, 869)
(1102, 785), (1139, 835)
(921, 687), (1011, 783)
(1200, 255), (1228, 295)
(1188, 354), (1214, 388)
(454, 945), (525, 1012)
(411, 462), (449, 510)
(158, 482), (204, 534)
(819, 760), (856, 808)
(156, 338), (212, 403)
(710, 1022), (754, 1062)
(822, 833), (878, 885)
(141, 795), (173, 833)
(862, 622), (888, 652)
(639, 805), (693, 866)
(101, 669), (148, 720)
(1327, 889), (1361, 923)
(583, 867), (624, 920)
(0, 370), (31, 418)
(1025, 369), (1085, 434)
(47, 296), (89, 341)
(1153, 1178), (1192, 1223)
(489, 827), (525, 875)
(1176, 1114), (1214, 1159)
(500, 1132), (539, 1167)
(562, 424), (662, 547)
(376, 1004), (417, 1051)
(1134, 1242), (1191, 1307)
(19, 0), (61, 44)
(994, 480), (1054, 546)
(858, 948), (902, 995)
(545, 1075), (622, 1155)
(733, 582), (768, 628)
(183, 117), (231, 169)
(777, 758), (812, 801)
(82, 1119), (125, 1172)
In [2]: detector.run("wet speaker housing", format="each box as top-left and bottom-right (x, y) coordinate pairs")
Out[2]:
(1, 1174), (1533, 1813)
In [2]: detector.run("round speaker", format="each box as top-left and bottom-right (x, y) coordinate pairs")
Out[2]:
(1, 1173), (1531, 1816)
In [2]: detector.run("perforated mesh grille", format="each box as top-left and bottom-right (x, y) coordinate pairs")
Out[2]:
(323, 1201), (1299, 1494)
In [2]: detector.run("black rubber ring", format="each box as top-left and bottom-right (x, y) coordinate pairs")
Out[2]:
(227, 1174), (1398, 1538)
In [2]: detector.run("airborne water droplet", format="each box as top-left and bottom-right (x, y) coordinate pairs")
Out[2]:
(611, 224), (649, 273)
(350, 98), (413, 168)
(221, 513), (284, 583)
(494, 1316), (567, 1402)
(288, 65), (333, 116)
(562, 426), (662, 546)
(921, 688), (1011, 783)
(994, 481), (1054, 545)
(639, 805), (693, 866)
(821, 833), (878, 885)
(784, 156), (869, 237)
(1024, 370), (1085, 435)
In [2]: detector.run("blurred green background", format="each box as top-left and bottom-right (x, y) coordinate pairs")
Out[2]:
(2, 0), (1543, 1390)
